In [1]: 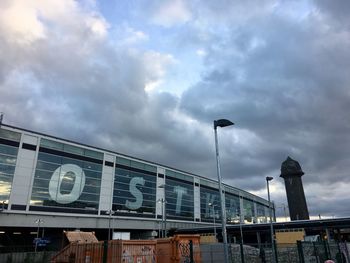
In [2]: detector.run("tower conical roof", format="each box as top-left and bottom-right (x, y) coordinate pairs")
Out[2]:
(280, 156), (304, 178)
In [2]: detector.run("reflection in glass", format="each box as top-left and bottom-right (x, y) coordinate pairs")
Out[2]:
(200, 186), (221, 222)
(112, 166), (156, 215)
(165, 178), (194, 220)
(30, 143), (102, 211)
(0, 144), (18, 204)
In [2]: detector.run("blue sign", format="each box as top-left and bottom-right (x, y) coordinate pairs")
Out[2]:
(33, 237), (51, 247)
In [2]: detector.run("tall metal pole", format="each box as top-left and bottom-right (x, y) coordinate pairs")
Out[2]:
(266, 177), (276, 263)
(214, 126), (229, 263)
(35, 218), (43, 252)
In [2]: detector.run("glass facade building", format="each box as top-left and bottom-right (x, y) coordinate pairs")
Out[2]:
(0, 129), (20, 209)
(30, 138), (103, 213)
(113, 157), (157, 217)
(0, 124), (272, 232)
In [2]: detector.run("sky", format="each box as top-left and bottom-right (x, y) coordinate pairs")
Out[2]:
(1, 0), (350, 219)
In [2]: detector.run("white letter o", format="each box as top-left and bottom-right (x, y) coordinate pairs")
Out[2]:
(49, 164), (86, 204)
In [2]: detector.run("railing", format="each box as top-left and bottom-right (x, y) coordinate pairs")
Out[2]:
(0, 249), (57, 263)
(3, 239), (347, 263)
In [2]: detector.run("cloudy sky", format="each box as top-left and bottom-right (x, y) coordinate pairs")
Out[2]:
(1, 0), (350, 219)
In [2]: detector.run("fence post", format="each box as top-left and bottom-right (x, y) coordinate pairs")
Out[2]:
(323, 240), (330, 260)
(313, 242), (319, 263)
(274, 241), (279, 263)
(297, 241), (305, 263)
(103, 240), (108, 263)
(240, 240), (245, 263)
(336, 242), (344, 263)
(189, 240), (194, 263)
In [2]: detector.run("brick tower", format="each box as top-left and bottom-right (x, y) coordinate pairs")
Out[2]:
(280, 156), (309, 220)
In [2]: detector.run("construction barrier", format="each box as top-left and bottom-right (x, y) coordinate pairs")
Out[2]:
(51, 234), (200, 263)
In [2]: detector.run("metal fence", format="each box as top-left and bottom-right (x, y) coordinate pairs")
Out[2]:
(200, 241), (350, 263)
(0, 250), (57, 263)
(2, 241), (349, 263)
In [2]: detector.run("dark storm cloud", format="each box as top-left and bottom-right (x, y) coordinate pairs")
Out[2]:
(179, 2), (350, 215)
(0, 1), (217, 182)
(315, 0), (350, 26)
(1, 0), (349, 219)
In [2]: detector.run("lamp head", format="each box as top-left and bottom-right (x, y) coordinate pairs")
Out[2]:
(266, 176), (273, 182)
(214, 119), (234, 129)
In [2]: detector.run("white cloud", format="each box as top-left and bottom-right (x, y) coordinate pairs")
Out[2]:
(150, 0), (191, 27)
(0, 1), (46, 44)
(196, 48), (207, 57)
(116, 25), (149, 46)
(143, 52), (176, 92)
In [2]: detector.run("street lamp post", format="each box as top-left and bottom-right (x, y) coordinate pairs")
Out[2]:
(266, 176), (277, 263)
(214, 119), (234, 263)
(208, 202), (217, 241)
(34, 218), (44, 252)
(106, 210), (115, 241)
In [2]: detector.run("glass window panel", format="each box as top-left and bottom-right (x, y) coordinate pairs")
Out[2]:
(0, 143), (18, 204)
(83, 161), (102, 172)
(0, 145), (18, 156)
(84, 149), (104, 160)
(0, 163), (16, 175)
(83, 186), (101, 195)
(59, 181), (76, 193)
(84, 170), (102, 180)
(0, 155), (17, 165)
(256, 203), (268, 223)
(31, 148), (102, 211)
(145, 164), (157, 173)
(116, 168), (129, 177)
(33, 178), (50, 189)
(0, 128), (21, 141)
(36, 161), (61, 172)
(85, 177), (101, 187)
(61, 157), (83, 167)
(165, 178), (194, 219)
(200, 186), (221, 222)
(40, 138), (64, 151)
(79, 193), (100, 202)
(0, 175), (13, 195)
(116, 157), (131, 166)
(200, 179), (218, 189)
(32, 187), (49, 195)
(34, 170), (54, 180)
(166, 170), (193, 183)
(113, 167), (156, 215)
(225, 194), (240, 224)
(243, 199), (255, 224)
(63, 144), (84, 156)
(130, 160), (145, 170)
(38, 152), (62, 164)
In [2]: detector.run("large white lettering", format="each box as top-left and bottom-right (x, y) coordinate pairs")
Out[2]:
(174, 186), (187, 215)
(49, 164), (85, 204)
(125, 177), (145, 210)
